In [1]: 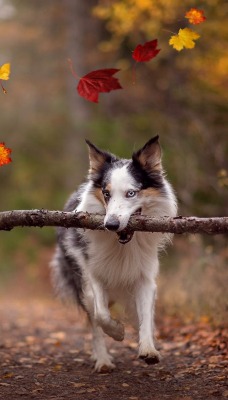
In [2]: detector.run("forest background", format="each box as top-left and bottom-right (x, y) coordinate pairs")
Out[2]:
(0, 0), (227, 323)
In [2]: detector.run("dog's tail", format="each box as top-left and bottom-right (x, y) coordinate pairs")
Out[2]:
(50, 186), (88, 308)
(50, 243), (84, 307)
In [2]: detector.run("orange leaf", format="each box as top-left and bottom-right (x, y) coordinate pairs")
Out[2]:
(185, 8), (206, 25)
(0, 142), (12, 166)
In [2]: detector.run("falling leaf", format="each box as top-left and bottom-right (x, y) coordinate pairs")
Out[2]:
(169, 28), (200, 51)
(0, 63), (10, 94)
(132, 39), (161, 62)
(0, 142), (12, 166)
(185, 8), (206, 25)
(0, 63), (10, 80)
(77, 68), (122, 103)
(68, 60), (122, 103)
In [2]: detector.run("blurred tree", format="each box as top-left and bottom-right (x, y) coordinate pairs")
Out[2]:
(92, 0), (228, 216)
(0, 0), (103, 273)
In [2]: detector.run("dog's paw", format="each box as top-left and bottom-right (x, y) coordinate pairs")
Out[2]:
(139, 349), (161, 365)
(91, 352), (114, 362)
(94, 357), (116, 373)
(102, 320), (125, 342)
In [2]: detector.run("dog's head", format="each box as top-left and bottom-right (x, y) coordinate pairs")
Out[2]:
(86, 136), (165, 244)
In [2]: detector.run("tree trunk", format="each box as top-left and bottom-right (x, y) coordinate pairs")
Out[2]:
(63, 0), (101, 187)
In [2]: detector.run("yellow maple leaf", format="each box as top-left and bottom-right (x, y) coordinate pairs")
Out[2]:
(169, 28), (200, 51)
(0, 63), (10, 80)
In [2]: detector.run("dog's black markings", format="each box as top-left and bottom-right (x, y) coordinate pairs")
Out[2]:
(55, 186), (88, 308)
(128, 159), (164, 190)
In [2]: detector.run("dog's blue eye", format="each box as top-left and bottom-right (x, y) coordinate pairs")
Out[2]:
(126, 190), (136, 198)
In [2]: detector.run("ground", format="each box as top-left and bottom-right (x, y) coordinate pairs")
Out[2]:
(0, 298), (227, 400)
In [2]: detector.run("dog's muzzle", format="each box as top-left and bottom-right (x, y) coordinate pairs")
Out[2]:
(105, 215), (133, 244)
(104, 215), (120, 232)
(116, 208), (142, 245)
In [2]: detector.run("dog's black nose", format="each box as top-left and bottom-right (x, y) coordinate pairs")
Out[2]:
(105, 217), (120, 231)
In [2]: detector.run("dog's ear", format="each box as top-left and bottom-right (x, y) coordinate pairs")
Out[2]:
(85, 140), (107, 174)
(132, 135), (162, 172)
(85, 140), (116, 176)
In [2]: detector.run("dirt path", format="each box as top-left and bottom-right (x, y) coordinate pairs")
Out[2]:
(0, 298), (227, 400)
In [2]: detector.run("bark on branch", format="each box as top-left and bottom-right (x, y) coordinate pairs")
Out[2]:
(0, 210), (227, 235)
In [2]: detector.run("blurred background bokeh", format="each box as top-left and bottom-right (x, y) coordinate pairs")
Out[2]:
(0, 0), (227, 323)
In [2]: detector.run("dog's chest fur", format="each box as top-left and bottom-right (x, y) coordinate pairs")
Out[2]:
(85, 229), (160, 289)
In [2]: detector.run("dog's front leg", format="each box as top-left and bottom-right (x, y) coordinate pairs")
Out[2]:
(135, 278), (161, 364)
(91, 278), (124, 342)
(91, 322), (116, 372)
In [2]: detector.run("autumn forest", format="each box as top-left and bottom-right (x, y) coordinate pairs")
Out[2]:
(0, 1), (227, 398)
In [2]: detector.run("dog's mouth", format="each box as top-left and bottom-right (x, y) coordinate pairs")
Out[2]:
(117, 231), (134, 245)
(117, 208), (142, 244)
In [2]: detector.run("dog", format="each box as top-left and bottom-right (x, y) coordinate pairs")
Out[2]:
(51, 135), (177, 372)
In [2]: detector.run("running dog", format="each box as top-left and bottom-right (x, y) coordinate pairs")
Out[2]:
(51, 136), (177, 372)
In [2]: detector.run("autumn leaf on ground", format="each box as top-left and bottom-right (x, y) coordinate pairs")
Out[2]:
(0, 63), (10, 94)
(132, 39), (161, 62)
(0, 142), (12, 166)
(68, 60), (122, 103)
(185, 8), (206, 25)
(169, 28), (200, 51)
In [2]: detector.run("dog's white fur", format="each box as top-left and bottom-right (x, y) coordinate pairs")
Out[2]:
(51, 137), (177, 372)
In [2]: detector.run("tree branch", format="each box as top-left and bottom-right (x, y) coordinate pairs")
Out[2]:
(0, 209), (227, 234)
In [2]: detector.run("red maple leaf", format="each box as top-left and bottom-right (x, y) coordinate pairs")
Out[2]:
(77, 68), (122, 103)
(132, 39), (161, 62)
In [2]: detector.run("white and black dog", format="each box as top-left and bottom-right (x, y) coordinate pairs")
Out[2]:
(51, 136), (177, 372)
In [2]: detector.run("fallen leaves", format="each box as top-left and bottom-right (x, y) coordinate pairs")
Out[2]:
(0, 143), (12, 167)
(169, 28), (200, 51)
(0, 298), (227, 400)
